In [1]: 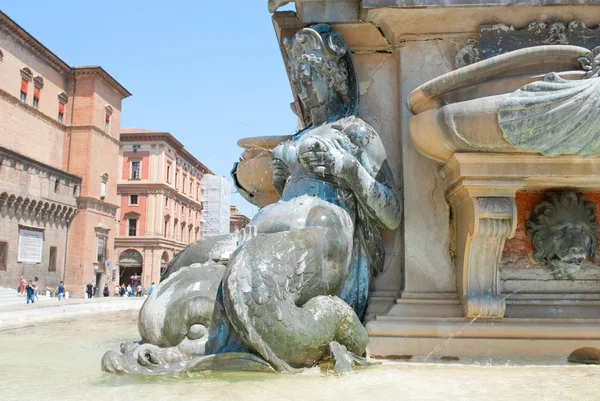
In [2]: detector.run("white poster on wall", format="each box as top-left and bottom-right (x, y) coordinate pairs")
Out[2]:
(18, 228), (43, 263)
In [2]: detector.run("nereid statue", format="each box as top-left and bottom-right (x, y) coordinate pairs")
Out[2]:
(101, 24), (400, 374)
(527, 192), (599, 279)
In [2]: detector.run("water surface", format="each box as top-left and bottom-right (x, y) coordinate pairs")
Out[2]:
(1, 311), (598, 401)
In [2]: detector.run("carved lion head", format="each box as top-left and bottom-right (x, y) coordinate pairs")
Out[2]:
(527, 192), (599, 279)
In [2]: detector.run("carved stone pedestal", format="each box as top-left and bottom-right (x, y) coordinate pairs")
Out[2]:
(367, 154), (600, 357)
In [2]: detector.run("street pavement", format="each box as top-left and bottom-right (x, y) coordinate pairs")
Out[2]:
(0, 289), (145, 330)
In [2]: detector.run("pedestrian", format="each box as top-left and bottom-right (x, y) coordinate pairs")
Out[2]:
(19, 276), (26, 296)
(54, 281), (65, 301)
(25, 280), (35, 304)
(119, 284), (126, 297)
(136, 283), (142, 297)
(86, 282), (93, 299)
(149, 282), (157, 294)
(103, 284), (109, 297)
(33, 276), (39, 301)
(114, 285), (120, 297)
(126, 284), (132, 297)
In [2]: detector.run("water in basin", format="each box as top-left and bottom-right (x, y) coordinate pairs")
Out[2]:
(1, 311), (598, 401)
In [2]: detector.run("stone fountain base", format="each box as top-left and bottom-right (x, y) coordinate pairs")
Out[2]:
(367, 317), (600, 358)
(367, 153), (600, 358)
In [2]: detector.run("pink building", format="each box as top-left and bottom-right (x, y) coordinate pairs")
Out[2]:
(230, 205), (250, 234)
(116, 129), (213, 288)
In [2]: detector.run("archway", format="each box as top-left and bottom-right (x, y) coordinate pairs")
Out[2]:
(118, 249), (143, 286)
(160, 251), (169, 275)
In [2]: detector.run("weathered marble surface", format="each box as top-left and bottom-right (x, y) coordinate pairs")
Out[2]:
(527, 192), (599, 279)
(102, 23), (400, 375)
(499, 47), (600, 156)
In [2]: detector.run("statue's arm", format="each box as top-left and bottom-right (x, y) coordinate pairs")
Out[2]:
(270, 141), (294, 197)
(339, 122), (401, 230)
(341, 154), (401, 231)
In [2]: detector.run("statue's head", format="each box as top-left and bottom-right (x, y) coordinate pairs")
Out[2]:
(284, 24), (358, 125)
(527, 192), (599, 279)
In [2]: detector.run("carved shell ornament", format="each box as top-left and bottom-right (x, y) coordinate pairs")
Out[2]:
(498, 47), (600, 156)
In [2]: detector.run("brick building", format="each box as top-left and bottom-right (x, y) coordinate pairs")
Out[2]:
(229, 205), (250, 234)
(116, 129), (212, 289)
(0, 12), (131, 296)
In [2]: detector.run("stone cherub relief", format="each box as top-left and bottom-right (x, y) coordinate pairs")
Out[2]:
(527, 192), (599, 280)
(101, 24), (400, 374)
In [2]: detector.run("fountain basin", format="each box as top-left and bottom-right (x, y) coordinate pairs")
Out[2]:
(3, 311), (600, 401)
(407, 45), (590, 163)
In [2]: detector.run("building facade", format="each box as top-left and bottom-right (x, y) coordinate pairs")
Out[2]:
(0, 12), (131, 296)
(116, 129), (212, 289)
(201, 175), (230, 237)
(0, 147), (81, 293)
(229, 205), (250, 234)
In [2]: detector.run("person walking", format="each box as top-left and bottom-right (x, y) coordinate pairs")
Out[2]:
(54, 281), (65, 301)
(86, 282), (93, 299)
(33, 277), (39, 301)
(136, 283), (142, 297)
(54, 281), (65, 302)
(103, 284), (109, 297)
(19, 276), (26, 296)
(126, 284), (132, 297)
(149, 282), (157, 294)
(25, 280), (35, 304)
(119, 284), (126, 297)
(113, 285), (120, 297)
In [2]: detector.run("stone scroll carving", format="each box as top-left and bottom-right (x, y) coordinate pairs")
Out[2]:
(527, 192), (599, 280)
(102, 24), (400, 375)
(499, 48), (600, 156)
(452, 196), (516, 318)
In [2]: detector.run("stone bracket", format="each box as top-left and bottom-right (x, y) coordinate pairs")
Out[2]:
(451, 194), (517, 319)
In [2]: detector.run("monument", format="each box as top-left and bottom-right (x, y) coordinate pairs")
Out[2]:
(102, 20), (400, 374)
(103, 0), (600, 374)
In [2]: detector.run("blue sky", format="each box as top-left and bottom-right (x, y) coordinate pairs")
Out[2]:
(2, 1), (298, 218)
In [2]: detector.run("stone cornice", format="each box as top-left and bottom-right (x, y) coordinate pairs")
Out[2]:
(120, 131), (213, 174)
(0, 192), (77, 224)
(0, 12), (71, 74)
(114, 235), (190, 250)
(0, 145), (82, 185)
(78, 196), (119, 215)
(117, 182), (203, 209)
(71, 125), (121, 146)
(0, 88), (67, 131)
(362, 0), (600, 7)
(72, 66), (132, 99)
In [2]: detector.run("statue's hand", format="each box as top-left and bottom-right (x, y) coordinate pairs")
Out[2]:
(270, 158), (289, 196)
(299, 138), (356, 183)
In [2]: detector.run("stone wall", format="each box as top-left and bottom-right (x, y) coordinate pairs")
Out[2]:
(0, 146), (80, 292)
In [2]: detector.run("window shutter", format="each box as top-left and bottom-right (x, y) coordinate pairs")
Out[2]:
(20, 79), (28, 94)
(106, 114), (111, 122)
(58, 103), (65, 114)
(33, 86), (40, 100)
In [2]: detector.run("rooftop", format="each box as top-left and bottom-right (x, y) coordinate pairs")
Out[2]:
(120, 128), (213, 174)
(0, 11), (131, 98)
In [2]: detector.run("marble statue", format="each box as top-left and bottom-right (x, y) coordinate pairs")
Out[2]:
(527, 192), (599, 280)
(101, 23), (400, 375)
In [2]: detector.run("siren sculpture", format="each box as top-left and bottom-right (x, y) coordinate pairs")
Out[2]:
(101, 24), (401, 374)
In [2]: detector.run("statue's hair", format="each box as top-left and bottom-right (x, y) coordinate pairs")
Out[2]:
(526, 192), (599, 262)
(290, 53), (350, 104)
